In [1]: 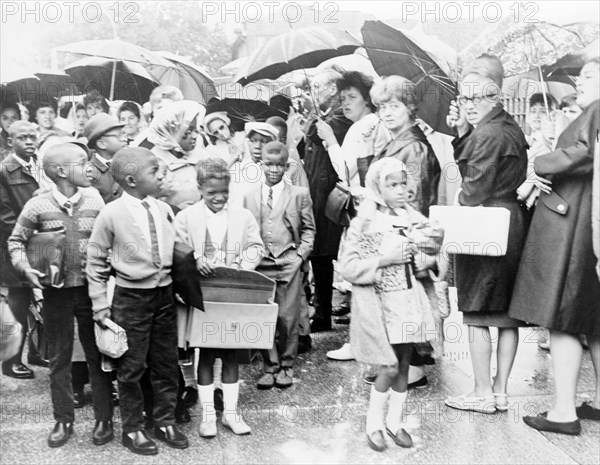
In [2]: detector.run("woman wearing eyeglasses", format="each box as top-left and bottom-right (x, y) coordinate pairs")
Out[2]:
(444, 54), (529, 414)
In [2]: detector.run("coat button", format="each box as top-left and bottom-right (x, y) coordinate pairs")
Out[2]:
(557, 204), (565, 212)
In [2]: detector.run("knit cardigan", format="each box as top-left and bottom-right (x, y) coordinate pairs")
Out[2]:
(8, 189), (104, 288)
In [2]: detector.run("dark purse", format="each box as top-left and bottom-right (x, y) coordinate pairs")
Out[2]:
(325, 181), (356, 227)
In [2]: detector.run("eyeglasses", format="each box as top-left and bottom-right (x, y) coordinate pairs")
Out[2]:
(457, 93), (498, 106)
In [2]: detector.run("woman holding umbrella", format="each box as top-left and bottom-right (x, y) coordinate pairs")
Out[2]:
(147, 100), (206, 210)
(444, 54), (529, 414)
(512, 57), (600, 433)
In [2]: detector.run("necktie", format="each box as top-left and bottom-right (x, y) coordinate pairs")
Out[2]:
(142, 200), (161, 267)
(267, 187), (273, 213)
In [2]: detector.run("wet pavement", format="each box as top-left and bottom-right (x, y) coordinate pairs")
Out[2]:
(1, 308), (599, 464)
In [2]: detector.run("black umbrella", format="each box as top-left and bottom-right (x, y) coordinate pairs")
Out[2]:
(64, 56), (159, 104)
(361, 20), (457, 136)
(205, 98), (287, 133)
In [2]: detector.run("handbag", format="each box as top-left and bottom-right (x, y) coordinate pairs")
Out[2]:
(95, 318), (128, 358)
(325, 181), (356, 227)
(26, 229), (67, 288)
(429, 206), (511, 256)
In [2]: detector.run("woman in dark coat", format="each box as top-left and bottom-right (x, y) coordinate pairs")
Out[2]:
(512, 58), (600, 434)
(443, 55), (529, 414)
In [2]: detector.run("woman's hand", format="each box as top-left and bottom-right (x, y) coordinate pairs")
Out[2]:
(286, 106), (306, 148)
(446, 100), (469, 137)
(533, 174), (553, 194)
(316, 120), (337, 148)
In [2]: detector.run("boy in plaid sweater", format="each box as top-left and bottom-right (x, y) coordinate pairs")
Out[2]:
(8, 141), (114, 448)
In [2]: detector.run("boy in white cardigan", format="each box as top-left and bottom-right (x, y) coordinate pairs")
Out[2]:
(86, 147), (188, 455)
(174, 157), (264, 438)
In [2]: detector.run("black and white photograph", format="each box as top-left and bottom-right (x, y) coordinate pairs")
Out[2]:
(0, 1), (599, 463)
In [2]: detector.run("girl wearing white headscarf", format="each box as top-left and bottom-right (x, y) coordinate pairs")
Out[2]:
(148, 100), (206, 209)
(338, 157), (441, 452)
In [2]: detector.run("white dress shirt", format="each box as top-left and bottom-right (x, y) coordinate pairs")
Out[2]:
(261, 180), (285, 211)
(203, 204), (229, 264)
(121, 191), (164, 258)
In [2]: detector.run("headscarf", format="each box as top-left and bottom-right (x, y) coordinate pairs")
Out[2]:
(148, 100), (206, 152)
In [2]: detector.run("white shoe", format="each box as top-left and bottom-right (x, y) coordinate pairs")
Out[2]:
(222, 413), (251, 435)
(199, 415), (217, 437)
(327, 343), (354, 361)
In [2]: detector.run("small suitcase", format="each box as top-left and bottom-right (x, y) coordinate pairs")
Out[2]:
(185, 267), (278, 350)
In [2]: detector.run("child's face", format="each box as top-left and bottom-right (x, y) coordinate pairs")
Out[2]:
(381, 171), (407, 209)
(200, 177), (229, 213)
(179, 127), (199, 152)
(75, 109), (88, 130)
(64, 150), (93, 188)
(527, 103), (551, 132)
(9, 126), (39, 158)
(133, 156), (164, 198)
(561, 104), (582, 122)
(1, 108), (20, 133)
(248, 133), (273, 163)
(86, 103), (105, 118)
(261, 150), (288, 186)
(156, 160), (170, 198)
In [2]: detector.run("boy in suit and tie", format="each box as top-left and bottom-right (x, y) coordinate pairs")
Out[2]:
(244, 141), (315, 389)
(86, 147), (188, 455)
(84, 113), (128, 204)
(7, 141), (114, 448)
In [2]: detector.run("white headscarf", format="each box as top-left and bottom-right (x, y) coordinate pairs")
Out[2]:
(148, 100), (206, 153)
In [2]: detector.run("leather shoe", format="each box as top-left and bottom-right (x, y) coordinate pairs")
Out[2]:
(386, 427), (413, 448)
(576, 402), (600, 421)
(92, 420), (114, 445)
(275, 368), (293, 389)
(2, 363), (34, 379)
(122, 431), (158, 455)
(366, 430), (387, 452)
(181, 386), (198, 408)
(154, 425), (189, 449)
(523, 412), (581, 435)
(27, 354), (50, 368)
(331, 304), (350, 317)
(310, 318), (332, 333)
(333, 315), (350, 325)
(257, 372), (275, 390)
(74, 390), (84, 409)
(48, 422), (73, 448)
(297, 335), (312, 354)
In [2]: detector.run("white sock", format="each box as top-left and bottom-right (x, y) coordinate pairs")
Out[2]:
(221, 382), (241, 421)
(366, 386), (389, 435)
(386, 389), (408, 433)
(197, 383), (216, 421)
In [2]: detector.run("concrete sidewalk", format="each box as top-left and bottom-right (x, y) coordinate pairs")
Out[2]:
(1, 310), (599, 464)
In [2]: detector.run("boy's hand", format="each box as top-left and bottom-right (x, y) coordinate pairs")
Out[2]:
(414, 252), (436, 276)
(24, 268), (45, 289)
(378, 234), (414, 267)
(196, 258), (215, 277)
(93, 308), (111, 328)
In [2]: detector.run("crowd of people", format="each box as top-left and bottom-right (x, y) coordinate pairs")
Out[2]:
(0, 52), (598, 456)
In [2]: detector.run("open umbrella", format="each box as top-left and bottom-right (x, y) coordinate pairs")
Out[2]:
(545, 38), (600, 80)
(234, 26), (362, 85)
(64, 56), (158, 104)
(361, 20), (457, 135)
(54, 39), (177, 100)
(205, 98), (287, 133)
(154, 51), (219, 104)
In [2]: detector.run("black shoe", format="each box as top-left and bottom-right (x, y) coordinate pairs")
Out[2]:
(408, 376), (428, 390)
(332, 305), (350, 317)
(333, 315), (350, 325)
(2, 363), (34, 379)
(73, 390), (84, 409)
(366, 430), (387, 452)
(363, 374), (377, 385)
(92, 420), (114, 445)
(48, 422), (73, 448)
(523, 412), (581, 435)
(386, 427), (413, 448)
(214, 388), (224, 412)
(310, 319), (332, 333)
(175, 403), (191, 424)
(576, 402), (600, 421)
(27, 354), (50, 368)
(154, 425), (189, 449)
(122, 431), (158, 455)
(298, 335), (312, 354)
(181, 386), (198, 408)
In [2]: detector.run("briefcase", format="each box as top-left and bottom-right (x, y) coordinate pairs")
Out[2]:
(186, 267), (278, 349)
(26, 229), (67, 288)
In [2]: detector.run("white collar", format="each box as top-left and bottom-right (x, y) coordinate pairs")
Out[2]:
(52, 186), (81, 207)
(13, 153), (37, 167)
(95, 153), (111, 166)
(204, 202), (228, 217)
(121, 190), (153, 206)
(263, 180), (284, 195)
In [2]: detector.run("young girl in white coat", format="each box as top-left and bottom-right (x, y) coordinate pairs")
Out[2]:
(338, 157), (441, 451)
